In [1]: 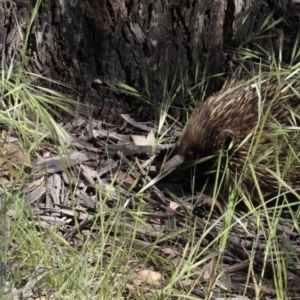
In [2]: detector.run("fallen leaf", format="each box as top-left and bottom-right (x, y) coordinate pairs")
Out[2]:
(146, 130), (155, 144)
(169, 201), (179, 211)
(135, 269), (162, 284)
(131, 135), (148, 146)
(0, 144), (31, 177)
(118, 170), (135, 187)
(131, 130), (155, 146)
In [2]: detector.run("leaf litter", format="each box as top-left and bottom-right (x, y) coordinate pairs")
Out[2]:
(2, 113), (300, 299)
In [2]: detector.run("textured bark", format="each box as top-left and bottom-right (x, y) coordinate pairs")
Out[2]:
(0, 0), (299, 124)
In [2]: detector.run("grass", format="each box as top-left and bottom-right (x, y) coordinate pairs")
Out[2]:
(1, 2), (300, 300)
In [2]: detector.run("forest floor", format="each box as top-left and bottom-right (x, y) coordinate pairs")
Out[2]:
(2, 111), (300, 299)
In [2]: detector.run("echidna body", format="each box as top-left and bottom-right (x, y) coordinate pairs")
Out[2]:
(162, 77), (300, 195)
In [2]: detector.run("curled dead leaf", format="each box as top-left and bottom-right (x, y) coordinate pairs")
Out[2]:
(135, 269), (162, 285)
(169, 201), (179, 211)
(0, 143), (31, 177)
(131, 130), (155, 146)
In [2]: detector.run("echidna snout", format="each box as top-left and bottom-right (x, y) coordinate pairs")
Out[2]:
(161, 154), (185, 174)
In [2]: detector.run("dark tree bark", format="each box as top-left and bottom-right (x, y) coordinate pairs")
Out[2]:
(1, 0), (299, 124)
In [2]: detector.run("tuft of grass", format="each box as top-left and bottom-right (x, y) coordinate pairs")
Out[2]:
(0, 1), (84, 298)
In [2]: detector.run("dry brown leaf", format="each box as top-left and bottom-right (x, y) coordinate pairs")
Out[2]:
(146, 130), (155, 144)
(0, 144), (31, 177)
(131, 130), (155, 146)
(169, 201), (179, 211)
(118, 170), (135, 186)
(162, 247), (181, 257)
(135, 269), (162, 285)
(131, 134), (148, 145)
(0, 144), (25, 166)
(43, 151), (51, 158)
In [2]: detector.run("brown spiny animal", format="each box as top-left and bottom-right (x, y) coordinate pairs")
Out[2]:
(161, 76), (300, 196)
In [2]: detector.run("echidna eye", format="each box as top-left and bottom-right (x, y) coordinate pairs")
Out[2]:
(187, 151), (194, 156)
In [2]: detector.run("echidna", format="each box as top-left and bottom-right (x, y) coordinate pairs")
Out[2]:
(161, 76), (300, 196)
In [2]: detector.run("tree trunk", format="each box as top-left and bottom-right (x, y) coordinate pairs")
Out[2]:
(1, 0), (299, 124)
